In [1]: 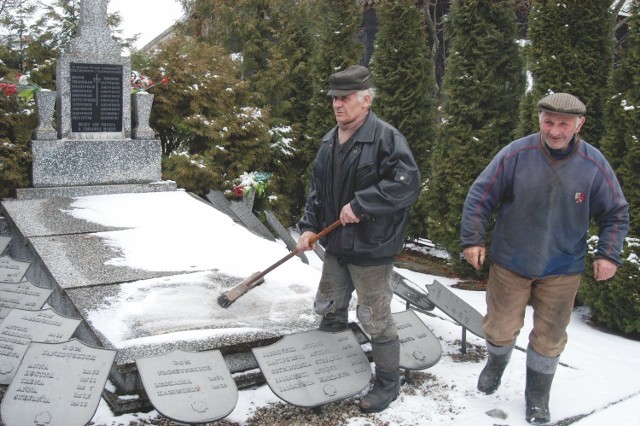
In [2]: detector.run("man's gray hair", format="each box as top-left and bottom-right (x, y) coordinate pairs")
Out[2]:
(357, 88), (376, 103)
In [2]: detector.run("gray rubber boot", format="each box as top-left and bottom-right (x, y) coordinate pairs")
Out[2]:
(359, 337), (400, 413)
(319, 308), (349, 332)
(477, 341), (515, 394)
(525, 346), (559, 425)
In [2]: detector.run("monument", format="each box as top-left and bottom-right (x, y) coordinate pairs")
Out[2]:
(19, 0), (176, 199)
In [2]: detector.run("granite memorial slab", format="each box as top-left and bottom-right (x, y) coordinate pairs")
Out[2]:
(0, 308), (82, 385)
(0, 255), (31, 283)
(425, 279), (485, 338)
(252, 330), (371, 407)
(136, 349), (238, 424)
(0, 236), (10, 255)
(0, 338), (116, 426)
(0, 280), (54, 320)
(357, 310), (442, 370)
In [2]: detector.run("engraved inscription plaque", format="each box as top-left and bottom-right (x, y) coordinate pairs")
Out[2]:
(0, 255), (31, 283)
(426, 280), (485, 338)
(357, 310), (442, 370)
(70, 63), (123, 133)
(394, 310), (442, 369)
(0, 339), (116, 426)
(252, 330), (371, 407)
(0, 236), (10, 255)
(0, 308), (82, 385)
(137, 349), (238, 424)
(0, 280), (54, 320)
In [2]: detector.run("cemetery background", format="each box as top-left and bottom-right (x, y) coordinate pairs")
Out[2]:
(0, 1), (637, 424)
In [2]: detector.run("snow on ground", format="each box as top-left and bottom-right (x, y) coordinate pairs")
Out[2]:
(59, 190), (638, 425)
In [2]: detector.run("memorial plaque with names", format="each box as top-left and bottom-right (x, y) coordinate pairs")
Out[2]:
(70, 62), (123, 133)
(0, 280), (54, 320)
(357, 310), (442, 370)
(0, 255), (31, 283)
(0, 338), (116, 426)
(426, 279), (485, 338)
(252, 330), (371, 408)
(0, 236), (10, 255)
(136, 349), (238, 424)
(0, 308), (82, 385)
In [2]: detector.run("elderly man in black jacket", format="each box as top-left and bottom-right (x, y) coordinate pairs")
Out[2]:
(297, 65), (420, 413)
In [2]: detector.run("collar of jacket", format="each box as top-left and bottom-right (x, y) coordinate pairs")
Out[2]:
(322, 111), (378, 144)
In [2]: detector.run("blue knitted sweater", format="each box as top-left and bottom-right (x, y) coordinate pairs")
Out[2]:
(460, 133), (629, 278)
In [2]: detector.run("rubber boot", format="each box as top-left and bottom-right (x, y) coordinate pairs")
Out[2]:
(477, 341), (514, 394)
(359, 337), (400, 413)
(319, 308), (349, 332)
(525, 346), (559, 425)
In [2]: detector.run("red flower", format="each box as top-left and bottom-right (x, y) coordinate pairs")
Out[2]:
(232, 185), (245, 198)
(1, 83), (17, 97)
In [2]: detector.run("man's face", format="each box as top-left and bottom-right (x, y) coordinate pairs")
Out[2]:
(332, 92), (370, 127)
(539, 111), (585, 150)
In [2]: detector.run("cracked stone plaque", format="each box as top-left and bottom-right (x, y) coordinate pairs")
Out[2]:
(0, 308), (82, 385)
(0, 236), (10, 255)
(1, 339), (116, 426)
(136, 349), (238, 424)
(357, 310), (442, 370)
(0, 255), (31, 283)
(426, 280), (485, 338)
(252, 330), (371, 407)
(0, 280), (54, 320)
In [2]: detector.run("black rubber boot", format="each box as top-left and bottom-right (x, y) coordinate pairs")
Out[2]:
(477, 341), (514, 394)
(319, 308), (349, 332)
(525, 368), (554, 424)
(525, 347), (558, 425)
(359, 337), (400, 413)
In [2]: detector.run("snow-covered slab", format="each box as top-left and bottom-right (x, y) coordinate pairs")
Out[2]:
(67, 269), (320, 366)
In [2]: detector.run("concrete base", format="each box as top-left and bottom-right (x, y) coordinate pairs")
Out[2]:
(31, 139), (162, 187)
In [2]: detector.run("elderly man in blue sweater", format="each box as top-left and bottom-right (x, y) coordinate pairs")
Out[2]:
(460, 92), (629, 425)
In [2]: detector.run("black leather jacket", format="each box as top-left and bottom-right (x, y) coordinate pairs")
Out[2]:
(298, 111), (420, 265)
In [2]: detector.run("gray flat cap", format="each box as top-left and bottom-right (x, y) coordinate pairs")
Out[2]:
(538, 92), (586, 115)
(328, 65), (372, 96)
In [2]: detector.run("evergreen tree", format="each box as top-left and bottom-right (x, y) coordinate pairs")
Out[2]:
(525, 0), (614, 147)
(132, 36), (272, 197)
(370, 0), (437, 239)
(601, 0), (640, 235)
(425, 0), (525, 272)
(302, 0), (363, 204)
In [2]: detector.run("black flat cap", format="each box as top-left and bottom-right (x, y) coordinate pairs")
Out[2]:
(538, 92), (586, 116)
(328, 65), (372, 96)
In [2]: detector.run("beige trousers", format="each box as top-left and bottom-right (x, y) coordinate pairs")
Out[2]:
(483, 262), (581, 357)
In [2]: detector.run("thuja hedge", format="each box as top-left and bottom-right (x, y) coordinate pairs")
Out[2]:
(578, 238), (640, 336)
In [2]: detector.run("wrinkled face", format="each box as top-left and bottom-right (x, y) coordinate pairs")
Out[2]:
(539, 111), (585, 150)
(332, 91), (370, 127)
